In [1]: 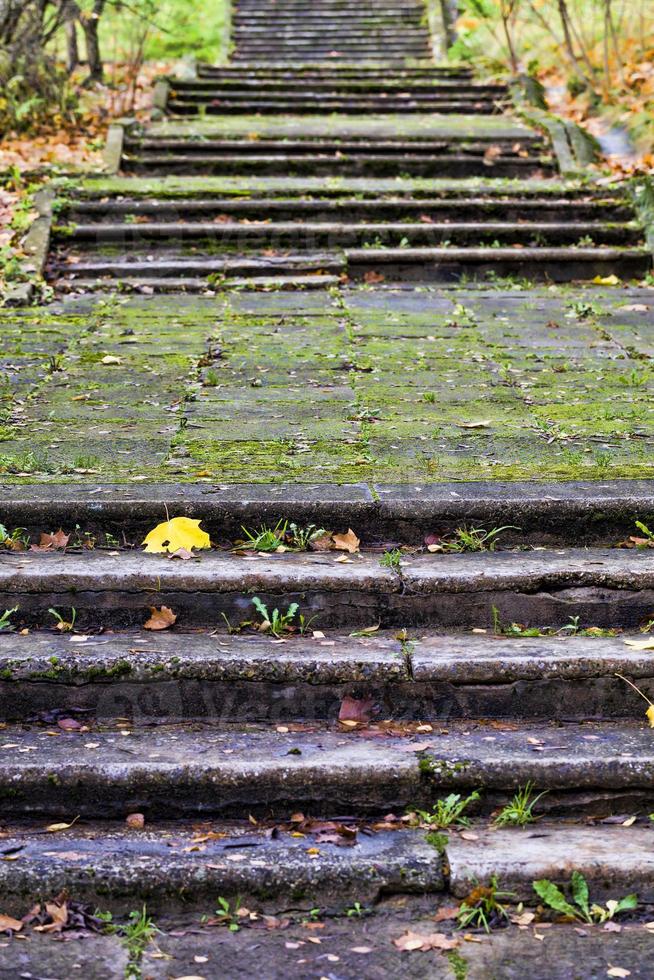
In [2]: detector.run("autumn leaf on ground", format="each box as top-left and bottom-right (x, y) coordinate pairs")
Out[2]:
(143, 517), (211, 554)
(393, 930), (459, 952)
(332, 529), (360, 553)
(46, 816), (79, 832)
(144, 606), (177, 631)
(339, 695), (375, 725)
(101, 355), (122, 365)
(126, 813), (145, 829)
(619, 304), (649, 313)
(0, 914), (23, 932)
(31, 530), (70, 552)
(592, 274), (620, 286)
(33, 900), (68, 933)
(363, 270), (385, 283)
(457, 420), (492, 429)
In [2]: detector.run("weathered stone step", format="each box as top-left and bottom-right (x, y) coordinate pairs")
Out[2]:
(0, 821), (650, 917)
(170, 80), (505, 97)
(58, 273), (342, 293)
(1, 630), (653, 723)
(197, 65), (472, 78)
(347, 244), (652, 281)
(2, 480), (653, 546)
(0, 719), (653, 817)
(0, 822), (443, 915)
(197, 64), (471, 76)
(64, 194), (634, 223)
(57, 220), (642, 248)
(3, 548), (654, 631)
(50, 252), (345, 283)
(121, 151), (550, 179)
(167, 97), (500, 115)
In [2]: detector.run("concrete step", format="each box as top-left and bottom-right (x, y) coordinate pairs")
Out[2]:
(0, 820), (650, 917)
(121, 150), (551, 179)
(167, 97), (500, 115)
(3, 547), (654, 631)
(2, 479), (653, 546)
(197, 65), (472, 78)
(0, 719), (653, 817)
(56, 220), (643, 248)
(1, 630), (653, 723)
(63, 193), (635, 223)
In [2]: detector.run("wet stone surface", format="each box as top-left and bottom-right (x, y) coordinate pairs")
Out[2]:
(2, 285), (654, 484)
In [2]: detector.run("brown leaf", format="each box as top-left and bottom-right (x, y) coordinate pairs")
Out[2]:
(433, 907), (460, 923)
(332, 529), (360, 553)
(363, 270), (385, 284)
(31, 529), (70, 552)
(126, 813), (145, 829)
(168, 548), (194, 561)
(57, 718), (82, 732)
(144, 606), (177, 631)
(33, 900), (68, 933)
(308, 532), (334, 552)
(393, 930), (459, 952)
(0, 914), (23, 932)
(339, 695), (374, 724)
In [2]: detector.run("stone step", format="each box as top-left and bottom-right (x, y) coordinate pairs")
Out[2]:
(169, 80), (506, 95)
(56, 220), (642, 248)
(196, 65), (472, 78)
(1, 630), (653, 723)
(167, 97), (500, 115)
(3, 547), (654, 632)
(50, 251), (345, 281)
(2, 480), (653, 546)
(0, 822), (443, 915)
(121, 151), (551, 179)
(63, 194), (634, 223)
(0, 719), (653, 817)
(0, 821), (650, 917)
(57, 273), (343, 293)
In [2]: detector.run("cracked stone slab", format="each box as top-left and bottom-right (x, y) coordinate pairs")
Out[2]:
(447, 822), (654, 903)
(0, 721), (654, 818)
(0, 824), (442, 915)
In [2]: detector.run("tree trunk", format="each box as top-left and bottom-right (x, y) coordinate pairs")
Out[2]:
(82, 0), (105, 82)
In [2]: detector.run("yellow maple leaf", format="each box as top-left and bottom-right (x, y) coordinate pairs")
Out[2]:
(647, 705), (654, 729)
(142, 517), (211, 554)
(592, 274), (620, 286)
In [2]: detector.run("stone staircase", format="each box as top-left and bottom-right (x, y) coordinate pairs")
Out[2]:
(13, 0), (654, 973)
(231, 0), (433, 62)
(44, 1), (652, 293)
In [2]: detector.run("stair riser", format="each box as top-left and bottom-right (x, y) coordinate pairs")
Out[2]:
(1, 675), (651, 724)
(168, 101), (499, 115)
(4, 587), (654, 631)
(63, 203), (633, 223)
(1, 485), (653, 547)
(2, 762), (654, 820)
(122, 157), (551, 178)
(348, 252), (652, 281)
(56, 225), (640, 248)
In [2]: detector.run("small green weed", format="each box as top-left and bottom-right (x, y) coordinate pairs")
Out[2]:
(493, 782), (547, 827)
(211, 896), (242, 932)
(415, 790), (480, 829)
(457, 876), (513, 933)
(252, 597), (300, 638)
(287, 523), (327, 550)
(0, 606), (18, 632)
(380, 548), (403, 571)
(533, 872), (637, 924)
(241, 520), (287, 552)
(441, 525), (517, 553)
(48, 607), (76, 632)
(0, 524), (28, 550)
(346, 901), (365, 917)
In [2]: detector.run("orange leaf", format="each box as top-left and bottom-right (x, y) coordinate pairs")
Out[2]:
(144, 606), (177, 630)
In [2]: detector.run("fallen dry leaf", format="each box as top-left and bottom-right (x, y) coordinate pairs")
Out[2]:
(393, 930), (459, 952)
(607, 967), (631, 978)
(332, 529), (360, 553)
(31, 529), (70, 552)
(0, 914), (23, 932)
(143, 517), (211, 554)
(457, 420), (492, 429)
(126, 813), (145, 829)
(45, 816), (79, 833)
(144, 606), (177, 631)
(339, 695), (375, 724)
(101, 355), (122, 365)
(33, 900), (68, 933)
(363, 270), (385, 284)
(57, 718), (82, 732)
